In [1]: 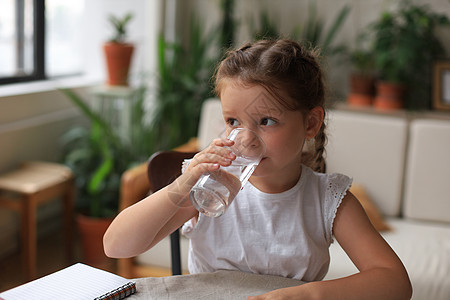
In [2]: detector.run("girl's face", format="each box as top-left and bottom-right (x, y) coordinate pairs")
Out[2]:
(220, 82), (322, 193)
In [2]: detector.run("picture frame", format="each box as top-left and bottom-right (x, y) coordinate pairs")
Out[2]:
(433, 61), (450, 111)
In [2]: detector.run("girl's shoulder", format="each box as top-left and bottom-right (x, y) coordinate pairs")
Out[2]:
(307, 166), (353, 243)
(302, 165), (353, 193)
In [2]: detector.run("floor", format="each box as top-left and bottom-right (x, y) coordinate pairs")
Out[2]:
(0, 230), (170, 293)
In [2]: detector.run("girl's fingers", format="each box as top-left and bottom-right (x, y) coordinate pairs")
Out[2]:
(189, 139), (235, 169)
(212, 137), (234, 147)
(170, 138), (234, 207)
(194, 152), (232, 166)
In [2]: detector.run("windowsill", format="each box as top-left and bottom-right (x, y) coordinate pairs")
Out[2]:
(0, 75), (104, 98)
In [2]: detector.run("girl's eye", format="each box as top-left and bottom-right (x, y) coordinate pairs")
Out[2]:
(261, 118), (276, 126)
(227, 118), (240, 127)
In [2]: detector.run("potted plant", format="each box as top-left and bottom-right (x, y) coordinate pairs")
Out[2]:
(104, 12), (134, 86)
(60, 87), (146, 267)
(370, 0), (450, 110)
(346, 46), (376, 107)
(60, 12), (224, 267)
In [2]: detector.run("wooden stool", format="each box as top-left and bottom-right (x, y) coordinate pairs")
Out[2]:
(0, 161), (75, 281)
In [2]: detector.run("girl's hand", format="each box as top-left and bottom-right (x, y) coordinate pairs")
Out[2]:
(247, 288), (295, 300)
(166, 138), (236, 207)
(186, 137), (236, 173)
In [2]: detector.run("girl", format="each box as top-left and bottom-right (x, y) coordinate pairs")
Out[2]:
(104, 39), (412, 299)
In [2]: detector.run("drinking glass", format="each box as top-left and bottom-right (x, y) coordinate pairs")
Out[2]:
(190, 128), (266, 217)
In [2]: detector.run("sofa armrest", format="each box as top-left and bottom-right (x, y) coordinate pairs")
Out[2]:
(119, 162), (150, 212)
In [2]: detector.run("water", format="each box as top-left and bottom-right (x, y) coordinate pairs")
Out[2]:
(190, 157), (259, 217)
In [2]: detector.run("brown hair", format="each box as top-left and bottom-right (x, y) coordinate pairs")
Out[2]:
(214, 39), (327, 172)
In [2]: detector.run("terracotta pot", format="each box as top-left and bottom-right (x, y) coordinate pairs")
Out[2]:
(103, 42), (134, 86)
(347, 74), (376, 107)
(373, 81), (406, 111)
(76, 214), (114, 267)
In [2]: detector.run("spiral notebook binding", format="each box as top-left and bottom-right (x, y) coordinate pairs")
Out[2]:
(94, 281), (136, 300)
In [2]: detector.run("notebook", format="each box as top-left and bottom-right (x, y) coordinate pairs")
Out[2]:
(0, 263), (136, 300)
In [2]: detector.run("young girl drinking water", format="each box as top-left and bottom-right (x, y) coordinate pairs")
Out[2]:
(104, 39), (412, 299)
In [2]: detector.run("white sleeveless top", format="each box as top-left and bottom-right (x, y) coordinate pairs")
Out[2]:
(181, 165), (352, 282)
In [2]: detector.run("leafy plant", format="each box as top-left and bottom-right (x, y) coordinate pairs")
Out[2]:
(369, 0), (450, 109)
(349, 49), (375, 76)
(250, 0), (350, 57)
(108, 12), (133, 43)
(60, 87), (149, 218)
(300, 0), (350, 57)
(346, 32), (376, 77)
(220, 0), (237, 50)
(151, 17), (222, 151)
(251, 10), (280, 41)
(61, 14), (223, 218)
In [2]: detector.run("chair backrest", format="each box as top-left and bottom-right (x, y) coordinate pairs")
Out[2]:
(147, 151), (197, 192)
(146, 150), (197, 275)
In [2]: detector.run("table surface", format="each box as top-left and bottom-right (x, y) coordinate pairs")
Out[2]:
(130, 270), (304, 299)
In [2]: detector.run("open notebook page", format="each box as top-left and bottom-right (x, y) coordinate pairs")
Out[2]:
(0, 263), (135, 300)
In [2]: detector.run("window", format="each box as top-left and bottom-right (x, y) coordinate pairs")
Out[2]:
(0, 0), (43, 83)
(0, 0), (84, 84)
(45, 0), (84, 77)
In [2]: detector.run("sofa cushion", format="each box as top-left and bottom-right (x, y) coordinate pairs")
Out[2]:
(325, 218), (450, 300)
(403, 119), (450, 223)
(326, 110), (408, 217)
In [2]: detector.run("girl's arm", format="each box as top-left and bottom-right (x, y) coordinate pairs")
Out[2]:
(249, 192), (413, 300)
(103, 138), (235, 258)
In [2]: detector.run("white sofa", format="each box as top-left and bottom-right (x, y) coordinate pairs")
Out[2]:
(137, 100), (450, 300)
(325, 110), (450, 300)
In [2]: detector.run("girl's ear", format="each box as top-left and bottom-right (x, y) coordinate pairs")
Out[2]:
(305, 106), (324, 140)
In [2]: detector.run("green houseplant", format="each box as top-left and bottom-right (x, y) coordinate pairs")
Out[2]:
(104, 12), (134, 86)
(369, 0), (450, 110)
(60, 86), (149, 266)
(60, 87), (148, 219)
(346, 33), (376, 107)
(61, 10), (226, 266)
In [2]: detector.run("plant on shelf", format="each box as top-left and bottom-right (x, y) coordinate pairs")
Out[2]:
(104, 12), (135, 86)
(346, 33), (376, 107)
(369, 0), (450, 110)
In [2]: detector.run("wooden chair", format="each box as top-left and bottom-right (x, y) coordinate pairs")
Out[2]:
(118, 149), (197, 278)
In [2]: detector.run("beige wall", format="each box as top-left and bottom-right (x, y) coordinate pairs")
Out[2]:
(0, 88), (87, 174)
